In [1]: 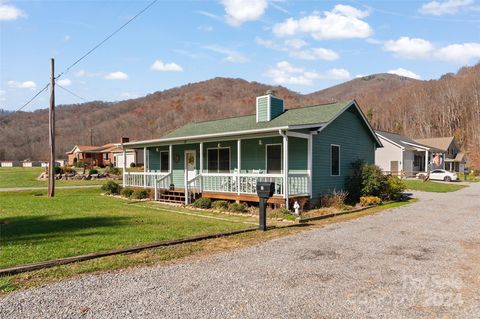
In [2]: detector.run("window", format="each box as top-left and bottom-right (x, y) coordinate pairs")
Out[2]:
(207, 148), (230, 173)
(266, 144), (282, 173)
(414, 154), (422, 167)
(160, 151), (169, 172)
(331, 145), (340, 176)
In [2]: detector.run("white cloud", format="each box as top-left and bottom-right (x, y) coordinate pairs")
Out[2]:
(197, 10), (222, 21)
(419, 0), (474, 15)
(289, 48), (339, 61)
(0, 90), (5, 96)
(435, 42), (480, 64)
(265, 61), (350, 85)
(272, 5), (372, 40)
(203, 45), (249, 63)
(221, 0), (268, 26)
(383, 36), (480, 64)
(64, 35), (71, 41)
(284, 38), (307, 50)
(326, 68), (351, 80)
(383, 37), (434, 59)
(104, 71), (129, 80)
(7, 80), (36, 89)
(56, 78), (72, 86)
(74, 70), (102, 77)
(151, 60), (184, 72)
(387, 68), (421, 79)
(0, 3), (26, 21)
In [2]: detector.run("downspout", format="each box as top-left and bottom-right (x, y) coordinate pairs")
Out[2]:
(279, 129), (289, 209)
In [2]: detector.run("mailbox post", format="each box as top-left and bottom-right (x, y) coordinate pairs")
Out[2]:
(257, 182), (274, 231)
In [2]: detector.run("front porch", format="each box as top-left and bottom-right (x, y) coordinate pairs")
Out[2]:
(122, 132), (313, 207)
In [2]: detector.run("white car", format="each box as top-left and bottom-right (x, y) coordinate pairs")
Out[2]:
(416, 169), (458, 182)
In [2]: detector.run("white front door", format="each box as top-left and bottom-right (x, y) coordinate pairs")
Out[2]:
(185, 150), (196, 181)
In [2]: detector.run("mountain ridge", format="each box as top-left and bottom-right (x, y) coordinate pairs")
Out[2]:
(1, 65), (479, 167)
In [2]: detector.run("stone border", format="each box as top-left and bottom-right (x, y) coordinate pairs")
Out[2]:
(0, 227), (257, 277)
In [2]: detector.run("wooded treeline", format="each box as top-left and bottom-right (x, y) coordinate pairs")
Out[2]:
(0, 64), (479, 167)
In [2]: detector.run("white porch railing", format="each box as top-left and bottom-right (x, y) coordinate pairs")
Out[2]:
(200, 172), (308, 196)
(124, 171), (309, 198)
(124, 171), (169, 188)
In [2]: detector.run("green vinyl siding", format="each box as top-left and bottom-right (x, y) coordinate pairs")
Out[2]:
(312, 105), (376, 198)
(147, 146), (169, 172)
(257, 96), (269, 122)
(240, 137), (282, 172)
(288, 137), (307, 173)
(270, 96), (284, 120)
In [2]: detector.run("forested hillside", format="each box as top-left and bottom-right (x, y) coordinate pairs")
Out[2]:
(1, 64), (479, 167)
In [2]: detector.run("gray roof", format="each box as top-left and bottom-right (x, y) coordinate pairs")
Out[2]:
(375, 131), (441, 151)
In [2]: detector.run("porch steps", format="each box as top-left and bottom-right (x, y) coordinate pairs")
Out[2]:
(157, 190), (198, 204)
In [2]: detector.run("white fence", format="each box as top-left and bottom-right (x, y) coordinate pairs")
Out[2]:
(124, 172), (170, 188)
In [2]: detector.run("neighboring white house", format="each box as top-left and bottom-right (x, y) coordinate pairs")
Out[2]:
(0, 160), (21, 167)
(414, 137), (466, 172)
(375, 131), (445, 176)
(113, 148), (143, 168)
(22, 161), (42, 167)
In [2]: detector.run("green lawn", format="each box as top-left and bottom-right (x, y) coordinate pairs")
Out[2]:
(0, 188), (251, 269)
(403, 179), (467, 192)
(0, 167), (108, 188)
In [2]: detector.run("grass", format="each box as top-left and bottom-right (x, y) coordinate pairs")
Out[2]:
(0, 195), (415, 295)
(0, 167), (108, 188)
(0, 188), (253, 269)
(403, 179), (467, 192)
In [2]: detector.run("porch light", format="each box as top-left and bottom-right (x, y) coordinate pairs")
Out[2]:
(258, 140), (263, 146)
(156, 147), (159, 152)
(217, 143), (221, 148)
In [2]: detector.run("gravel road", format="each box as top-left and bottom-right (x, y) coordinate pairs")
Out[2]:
(1, 183), (479, 318)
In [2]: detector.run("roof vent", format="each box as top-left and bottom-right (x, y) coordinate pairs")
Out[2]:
(256, 90), (284, 122)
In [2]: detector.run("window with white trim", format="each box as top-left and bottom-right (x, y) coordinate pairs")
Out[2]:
(207, 148), (230, 173)
(331, 145), (340, 176)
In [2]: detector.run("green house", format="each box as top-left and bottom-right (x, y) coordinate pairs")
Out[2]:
(122, 91), (382, 207)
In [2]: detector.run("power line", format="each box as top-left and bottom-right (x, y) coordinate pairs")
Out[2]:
(15, 83), (50, 112)
(12, 0), (159, 112)
(57, 83), (87, 102)
(55, 0), (159, 80)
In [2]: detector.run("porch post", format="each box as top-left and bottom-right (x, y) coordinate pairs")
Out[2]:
(307, 134), (313, 198)
(122, 148), (126, 187)
(237, 139), (241, 195)
(199, 142), (203, 192)
(184, 153), (189, 205)
(283, 133), (289, 208)
(143, 147), (147, 188)
(442, 153), (445, 170)
(424, 150), (429, 172)
(169, 144), (173, 173)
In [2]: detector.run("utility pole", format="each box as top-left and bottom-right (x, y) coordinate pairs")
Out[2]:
(48, 58), (55, 198)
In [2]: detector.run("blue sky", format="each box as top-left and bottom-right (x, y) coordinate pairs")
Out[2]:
(1, 0), (479, 111)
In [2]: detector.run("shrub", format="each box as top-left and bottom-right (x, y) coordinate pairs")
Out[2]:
(105, 165), (121, 175)
(62, 166), (76, 174)
(101, 181), (122, 195)
(193, 197), (212, 209)
(384, 176), (406, 200)
(212, 200), (229, 210)
(360, 196), (382, 207)
(228, 202), (247, 213)
(319, 190), (348, 208)
(130, 162), (136, 168)
(89, 168), (99, 175)
(268, 207), (295, 220)
(347, 160), (406, 203)
(120, 188), (134, 198)
(53, 166), (63, 175)
(131, 189), (148, 200)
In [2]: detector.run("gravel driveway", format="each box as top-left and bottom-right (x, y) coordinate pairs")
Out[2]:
(1, 183), (480, 318)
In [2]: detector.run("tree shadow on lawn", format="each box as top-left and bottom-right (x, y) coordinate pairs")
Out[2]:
(0, 215), (131, 244)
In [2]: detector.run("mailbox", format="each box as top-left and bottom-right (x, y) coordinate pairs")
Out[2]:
(256, 182), (275, 199)
(256, 182), (274, 231)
